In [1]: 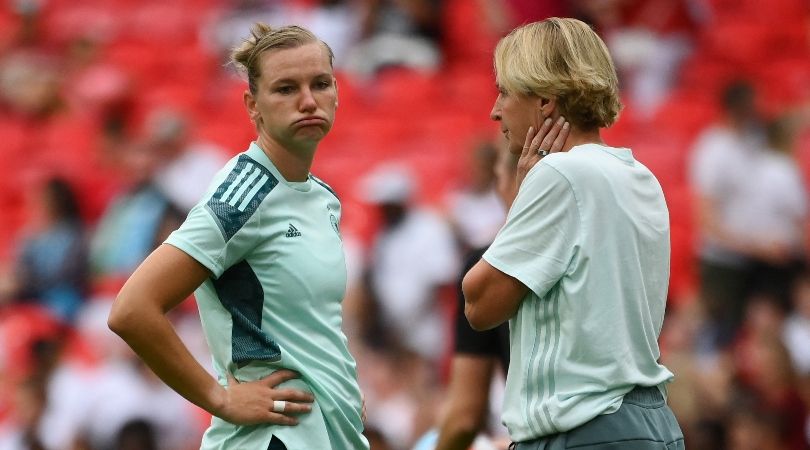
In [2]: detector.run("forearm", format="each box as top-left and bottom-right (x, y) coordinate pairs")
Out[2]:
(109, 303), (225, 415)
(108, 245), (225, 416)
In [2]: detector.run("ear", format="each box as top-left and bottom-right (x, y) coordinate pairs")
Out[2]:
(244, 90), (261, 124)
(334, 77), (339, 109)
(537, 97), (557, 119)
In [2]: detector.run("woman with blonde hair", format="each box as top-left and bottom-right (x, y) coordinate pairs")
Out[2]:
(463, 18), (684, 449)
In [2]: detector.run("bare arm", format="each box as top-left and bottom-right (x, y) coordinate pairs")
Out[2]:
(108, 244), (313, 425)
(434, 355), (497, 450)
(463, 259), (527, 331)
(463, 117), (569, 330)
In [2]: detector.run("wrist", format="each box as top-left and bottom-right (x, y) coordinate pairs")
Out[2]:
(206, 383), (229, 417)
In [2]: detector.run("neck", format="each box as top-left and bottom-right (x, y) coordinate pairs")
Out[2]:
(562, 127), (604, 151)
(256, 136), (316, 182)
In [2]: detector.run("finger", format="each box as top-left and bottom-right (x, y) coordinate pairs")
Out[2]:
(267, 411), (300, 426)
(540, 117), (565, 153)
(537, 116), (553, 137)
(549, 121), (570, 153)
(531, 117), (554, 155)
(264, 369), (301, 387)
(521, 126), (536, 158)
(273, 388), (315, 403)
(274, 400), (313, 415)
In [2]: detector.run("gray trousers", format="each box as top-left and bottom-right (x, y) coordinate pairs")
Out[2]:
(512, 386), (685, 449)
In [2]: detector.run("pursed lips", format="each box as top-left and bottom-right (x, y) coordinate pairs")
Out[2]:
(294, 116), (327, 127)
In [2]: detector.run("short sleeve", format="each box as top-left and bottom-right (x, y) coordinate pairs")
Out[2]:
(483, 163), (580, 298)
(165, 155), (278, 278)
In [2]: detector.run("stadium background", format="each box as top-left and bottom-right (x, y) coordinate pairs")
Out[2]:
(0, 0), (809, 449)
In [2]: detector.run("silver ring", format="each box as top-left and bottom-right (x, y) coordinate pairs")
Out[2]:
(272, 400), (286, 413)
(539, 150), (549, 156)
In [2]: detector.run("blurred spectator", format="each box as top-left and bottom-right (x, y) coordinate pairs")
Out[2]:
(732, 296), (807, 448)
(0, 177), (88, 324)
(745, 116), (808, 307)
(690, 81), (769, 348)
(3, 334), (95, 450)
(360, 164), (459, 364)
(444, 140), (505, 254)
(89, 141), (184, 281)
(62, 34), (134, 133)
(0, 52), (64, 120)
(726, 402), (787, 450)
(361, 350), (422, 449)
(659, 303), (732, 446)
(205, 0), (360, 67)
(345, 0), (442, 77)
(364, 425), (393, 450)
(77, 299), (205, 450)
(144, 108), (228, 213)
(579, 0), (697, 117)
(784, 272), (810, 377)
(114, 418), (158, 450)
(79, 356), (201, 450)
(0, 377), (47, 450)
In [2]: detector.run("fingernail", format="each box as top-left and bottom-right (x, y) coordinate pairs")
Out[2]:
(544, 118), (552, 125)
(563, 122), (570, 129)
(557, 117), (565, 124)
(528, 126), (534, 134)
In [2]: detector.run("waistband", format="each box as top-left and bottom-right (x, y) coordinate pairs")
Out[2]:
(622, 385), (665, 407)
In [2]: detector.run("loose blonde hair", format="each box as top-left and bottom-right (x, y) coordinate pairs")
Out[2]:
(494, 18), (621, 130)
(230, 23), (334, 95)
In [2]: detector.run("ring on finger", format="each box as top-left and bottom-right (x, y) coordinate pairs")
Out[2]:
(538, 149), (549, 156)
(272, 400), (287, 413)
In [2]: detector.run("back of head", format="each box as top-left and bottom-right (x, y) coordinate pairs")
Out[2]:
(230, 23), (334, 95)
(494, 17), (621, 130)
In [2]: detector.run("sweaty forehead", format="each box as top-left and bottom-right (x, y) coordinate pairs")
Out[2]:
(259, 43), (333, 82)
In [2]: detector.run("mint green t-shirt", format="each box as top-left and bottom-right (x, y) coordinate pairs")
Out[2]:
(165, 143), (368, 450)
(483, 144), (675, 442)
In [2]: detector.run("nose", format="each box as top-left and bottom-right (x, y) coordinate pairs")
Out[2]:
(490, 103), (501, 122)
(490, 97), (501, 121)
(299, 87), (317, 112)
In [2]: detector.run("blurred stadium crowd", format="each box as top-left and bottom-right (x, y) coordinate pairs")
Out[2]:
(0, 0), (809, 449)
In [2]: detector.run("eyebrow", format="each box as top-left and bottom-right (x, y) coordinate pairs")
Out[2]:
(270, 73), (333, 85)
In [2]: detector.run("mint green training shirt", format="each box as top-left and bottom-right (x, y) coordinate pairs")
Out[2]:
(165, 143), (369, 450)
(483, 144), (675, 442)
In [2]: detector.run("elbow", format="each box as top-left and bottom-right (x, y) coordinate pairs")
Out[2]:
(462, 274), (489, 331)
(464, 303), (490, 332)
(107, 292), (137, 338)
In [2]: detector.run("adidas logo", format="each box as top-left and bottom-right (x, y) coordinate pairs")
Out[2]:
(285, 223), (302, 238)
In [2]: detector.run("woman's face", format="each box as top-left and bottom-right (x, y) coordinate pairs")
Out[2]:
(490, 84), (542, 156)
